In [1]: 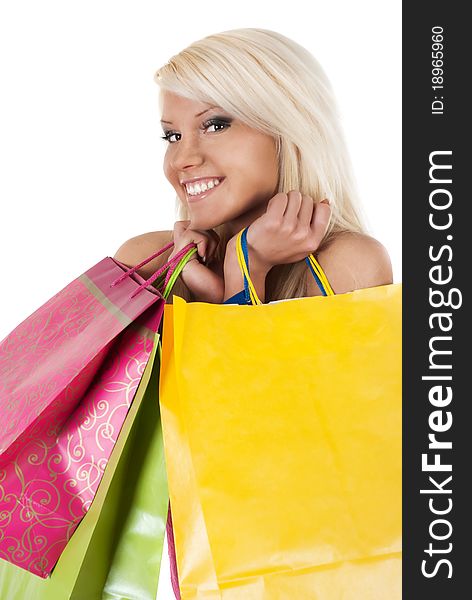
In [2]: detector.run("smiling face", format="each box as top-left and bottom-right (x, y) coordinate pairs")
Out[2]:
(161, 91), (279, 236)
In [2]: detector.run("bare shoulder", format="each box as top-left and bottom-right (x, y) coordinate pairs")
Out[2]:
(307, 231), (393, 296)
(113, 230), (174, 279)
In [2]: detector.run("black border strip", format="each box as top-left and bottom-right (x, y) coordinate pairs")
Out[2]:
(403, 2), (467, 596)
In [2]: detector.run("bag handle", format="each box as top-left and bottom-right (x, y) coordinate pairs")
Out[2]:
(111, 241), (198, 299)
(235, 227), (334, 305)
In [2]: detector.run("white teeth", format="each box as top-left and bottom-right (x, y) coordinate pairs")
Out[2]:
(185, 178), (222, 196)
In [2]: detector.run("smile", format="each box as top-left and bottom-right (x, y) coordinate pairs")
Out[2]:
(184, 177), (225, 202)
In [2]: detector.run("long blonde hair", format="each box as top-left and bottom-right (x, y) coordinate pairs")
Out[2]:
(154, 28), (369, 301)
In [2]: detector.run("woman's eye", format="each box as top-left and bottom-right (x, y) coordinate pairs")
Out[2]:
(160, 131), (180, 143)
(203, 118), (232, 133)
(160, 118), (231, 144)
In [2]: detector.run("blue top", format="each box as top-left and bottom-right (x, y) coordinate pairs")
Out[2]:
(223, 289), (250, 304)
(223, 269), (326, 304)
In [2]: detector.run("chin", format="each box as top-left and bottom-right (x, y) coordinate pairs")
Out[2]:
(189, 208), (226, 227)
(186, 215), (217, 231)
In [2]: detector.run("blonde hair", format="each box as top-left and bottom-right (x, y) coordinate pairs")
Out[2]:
(154, 28), (369, 301)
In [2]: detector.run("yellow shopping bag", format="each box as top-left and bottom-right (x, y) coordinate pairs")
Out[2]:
(159, 230), (402, 599)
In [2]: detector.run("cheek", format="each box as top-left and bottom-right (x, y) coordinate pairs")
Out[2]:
(243, 152), (278, 192)
(163, 162), (178, 188)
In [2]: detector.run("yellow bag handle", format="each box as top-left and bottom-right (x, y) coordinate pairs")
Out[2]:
(235, 227), (335, 305)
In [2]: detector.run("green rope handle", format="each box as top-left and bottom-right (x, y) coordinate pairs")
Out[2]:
(160, 247), (198, 300)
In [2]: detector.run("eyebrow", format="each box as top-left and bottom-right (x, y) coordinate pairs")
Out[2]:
(160, 106), (221, 125)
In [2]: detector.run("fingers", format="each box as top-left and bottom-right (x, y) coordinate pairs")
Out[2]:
(283, 190), (303, 224)
(309, 201), (331, 248)
(273, 191), (316, 230)
(191, 228), (220, 262)
(297, 195), (315, 227)
(266, 192), (289, 222)
(172, 221), (219, 264)
(173, 220), (190, 236)
(194, 238), (207, 260)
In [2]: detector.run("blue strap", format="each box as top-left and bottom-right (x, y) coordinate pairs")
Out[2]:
(240, 228), (252, 304)
(305, 257), (328, 296)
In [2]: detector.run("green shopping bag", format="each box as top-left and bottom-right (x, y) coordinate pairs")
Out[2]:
(100, 337), (168, 600)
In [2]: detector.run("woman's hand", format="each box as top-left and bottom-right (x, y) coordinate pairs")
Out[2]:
(243, 191), (331, 270)
(168, 220), (220, 266)
(167, 220), (224, 303)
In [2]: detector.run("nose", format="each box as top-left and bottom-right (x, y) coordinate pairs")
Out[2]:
(169, 133), (205, 172)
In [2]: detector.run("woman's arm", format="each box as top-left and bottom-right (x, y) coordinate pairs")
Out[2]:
(178, 259), (225, 303)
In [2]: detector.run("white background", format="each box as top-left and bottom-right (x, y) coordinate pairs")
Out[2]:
(0, 1), (401, 597)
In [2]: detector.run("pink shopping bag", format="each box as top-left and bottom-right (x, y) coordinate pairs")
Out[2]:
(0, 241), (196, 578)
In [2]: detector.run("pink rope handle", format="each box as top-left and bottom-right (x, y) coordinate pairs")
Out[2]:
(111, 240), (174, 287)
(159, 242), (200, 292)
(166, 503), (181, 599)
(161, 253), (180, 292)
(110, 240), (198, 298)
(130, 244), (196, 299)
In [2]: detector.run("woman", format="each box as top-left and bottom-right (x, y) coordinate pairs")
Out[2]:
(114, 27), (393, 597)
(115, 27), (392, 306)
